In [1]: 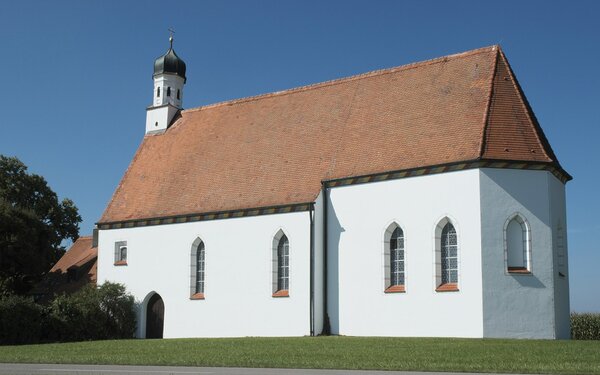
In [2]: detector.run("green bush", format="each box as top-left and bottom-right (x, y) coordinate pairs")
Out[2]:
(96, 282), (137, 339)
(48, 282), (136, 342)
(0, 282), (136, 345)
(571, 313), (600, 340)
(0, 294), (44, 345)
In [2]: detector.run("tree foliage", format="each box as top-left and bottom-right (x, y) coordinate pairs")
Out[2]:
(0, 155), (81, 294)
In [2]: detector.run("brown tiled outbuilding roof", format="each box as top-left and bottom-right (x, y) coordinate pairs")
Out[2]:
(99, 46), (568, 224)
(49, 236), (97, 279)
(31, 236), (97, 300)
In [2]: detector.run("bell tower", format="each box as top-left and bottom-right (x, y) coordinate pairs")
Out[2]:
(146, 34), (187, 134)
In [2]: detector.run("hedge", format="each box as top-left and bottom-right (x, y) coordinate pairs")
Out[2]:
(0, 282), (135, 345)
(0, 294), (44, 345)
(571, 313), (600, 340)
(2, 291), (597, 344)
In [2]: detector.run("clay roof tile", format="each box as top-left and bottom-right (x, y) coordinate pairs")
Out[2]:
(99, 46), (566, 224)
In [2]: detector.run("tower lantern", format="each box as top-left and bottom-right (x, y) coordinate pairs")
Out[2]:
(145, 33), (187, 134)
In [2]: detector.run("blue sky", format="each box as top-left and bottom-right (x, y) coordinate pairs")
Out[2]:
(0, 1), (598, 312)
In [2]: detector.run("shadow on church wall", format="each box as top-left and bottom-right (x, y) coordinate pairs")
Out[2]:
(326, 191), (345, 334)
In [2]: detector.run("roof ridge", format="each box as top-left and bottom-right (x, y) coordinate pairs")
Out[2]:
(183, 45), (499, 114)
(497, 49), (557, 163)
(478, 48), (501, 158)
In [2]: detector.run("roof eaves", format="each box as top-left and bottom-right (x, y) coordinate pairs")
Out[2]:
(96, 201), (314, 228)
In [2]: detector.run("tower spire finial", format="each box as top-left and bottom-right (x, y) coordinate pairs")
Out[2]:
(168, 27), (175, 48)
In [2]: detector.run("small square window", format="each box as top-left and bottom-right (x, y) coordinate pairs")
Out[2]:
(114, 241), (127, 266)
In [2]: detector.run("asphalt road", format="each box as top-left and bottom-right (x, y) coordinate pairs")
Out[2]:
(0, 364), (516, 375)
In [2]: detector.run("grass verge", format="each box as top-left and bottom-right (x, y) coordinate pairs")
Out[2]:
(0, 336), (599, 374)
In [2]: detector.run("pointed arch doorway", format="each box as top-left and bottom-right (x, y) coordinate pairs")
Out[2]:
(146, 293), (164, 339)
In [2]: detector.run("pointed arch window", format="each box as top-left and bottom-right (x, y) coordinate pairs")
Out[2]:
(272, 230), (289, 297)
(156, 87), (160, 98)
(435, 218), (459, 292)
(167, 87), (171, 97)
(505, 214), (531, 274)
(177, 89), (181, 100)
(190, 238), (205, 299)
(441, 223), (458, 284)
(277, 235), (289, 291)
(384, 223), (405, 293)
(390, 227), (405, 285)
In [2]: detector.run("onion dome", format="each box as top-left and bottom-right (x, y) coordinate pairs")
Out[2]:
(153, 36), (187, 82)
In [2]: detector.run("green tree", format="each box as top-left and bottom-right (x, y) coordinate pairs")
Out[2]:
(0, 155), (81, 295)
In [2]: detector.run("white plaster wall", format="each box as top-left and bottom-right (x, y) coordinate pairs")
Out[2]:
(97, 211), (311, 338)
(480, 169), (562, 339)
(312, 191), (324, 335)
(145, 105), (179, 134)
(327, 169), (484, 337)
(153, 74), (184, 108)
(325, 186), (340, 335)
(548, 173), (571, 339)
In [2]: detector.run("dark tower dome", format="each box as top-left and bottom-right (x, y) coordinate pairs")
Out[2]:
(153, 36), (187, 83)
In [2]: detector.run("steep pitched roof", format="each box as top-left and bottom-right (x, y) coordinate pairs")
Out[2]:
(99, 46), (567, 224)
(481, 50), (558, 162)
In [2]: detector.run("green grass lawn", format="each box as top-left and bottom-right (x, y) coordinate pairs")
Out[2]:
(0, 336), (599, 374)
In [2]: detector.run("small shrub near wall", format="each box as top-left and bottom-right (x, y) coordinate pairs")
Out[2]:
(571, 313), (600, 340)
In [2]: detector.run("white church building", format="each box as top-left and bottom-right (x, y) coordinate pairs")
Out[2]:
(96, 41), (571, 339)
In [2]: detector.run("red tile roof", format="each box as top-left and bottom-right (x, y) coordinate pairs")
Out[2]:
(99, 46), (567, 224)
(31, 236), (97, 299)
(50, 236), (97, 281)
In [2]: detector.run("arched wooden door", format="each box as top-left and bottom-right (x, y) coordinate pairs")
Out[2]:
(146, 294), (164, 339)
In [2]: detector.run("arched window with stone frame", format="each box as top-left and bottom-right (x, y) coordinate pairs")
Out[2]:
(114, 241), (127, 266)
(434, 217), (459, 292)
(504, 214), (532, 274)
(190, 238), (205, 300)
(272, 230), (289, 297)
(383, 222), (406, 293)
